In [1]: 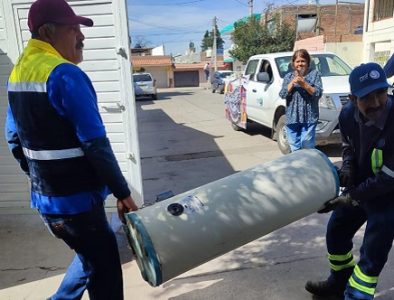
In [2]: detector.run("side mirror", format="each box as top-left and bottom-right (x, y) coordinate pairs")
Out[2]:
(257, 72), (270, 83)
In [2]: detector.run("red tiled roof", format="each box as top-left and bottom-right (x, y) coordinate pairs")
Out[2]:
(175, 62), (226, 70)
(132, 55), (172, 67)
(174, 62), (205, 69)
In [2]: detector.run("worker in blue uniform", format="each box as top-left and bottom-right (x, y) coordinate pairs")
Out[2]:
(383, 53), (394, 79)
(4, 0), (138, 299)
(305, 62), (394, 300)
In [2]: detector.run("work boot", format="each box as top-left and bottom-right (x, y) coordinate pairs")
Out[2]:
(305, 279), (346, 297)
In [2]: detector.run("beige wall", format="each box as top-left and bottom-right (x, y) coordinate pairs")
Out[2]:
(294, 35), (363, 67)
(294, 35), (325, 51)
(136, 66), (173, 88)
(325, 42), (363, 67)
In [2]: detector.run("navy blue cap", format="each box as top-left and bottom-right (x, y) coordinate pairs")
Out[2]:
(349, 62), (390, 98)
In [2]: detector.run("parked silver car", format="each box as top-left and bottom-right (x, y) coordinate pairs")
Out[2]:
(211, 70), (234, 94)
(133, 73), (157, 100)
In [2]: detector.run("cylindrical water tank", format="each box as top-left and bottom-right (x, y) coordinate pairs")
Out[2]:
(125, 149), (339, 286)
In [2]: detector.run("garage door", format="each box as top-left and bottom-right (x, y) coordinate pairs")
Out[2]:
(174, 71), (199, 87)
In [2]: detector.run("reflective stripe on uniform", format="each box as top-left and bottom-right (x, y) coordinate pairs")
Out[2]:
(348, 265), (378, 296)
(371, 148), (383, 174)
(328, 251), (356, 271)
(381, 165), (394, 178)
(349, 277), (375, 295)
(354, 265), (378, 283)
(7, 82), (47, 93)
(23, 147), (84, 160)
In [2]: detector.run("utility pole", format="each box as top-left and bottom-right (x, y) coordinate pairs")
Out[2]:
(212, 16), (217, 72)
(248, 0), (253, 17)
(316, 0), (321, 35)
(334, 0), (338, 50)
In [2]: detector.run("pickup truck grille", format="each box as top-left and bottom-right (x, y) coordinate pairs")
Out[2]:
(339, 95), (350, 106)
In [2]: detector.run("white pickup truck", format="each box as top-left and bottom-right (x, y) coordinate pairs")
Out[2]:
(224, 51), (352, 154)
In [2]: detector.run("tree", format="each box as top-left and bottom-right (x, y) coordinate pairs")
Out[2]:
(201, 31), (211, 51)
(132, 35), (150, 48)
(229, 14), (295, 63)
(201, 25), (224, 51)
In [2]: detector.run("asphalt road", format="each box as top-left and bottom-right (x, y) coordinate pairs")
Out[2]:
(137, 87), (342, 203)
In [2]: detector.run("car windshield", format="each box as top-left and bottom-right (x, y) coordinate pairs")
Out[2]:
(275, 54), (352, 78)
(133, 74), (152, 82)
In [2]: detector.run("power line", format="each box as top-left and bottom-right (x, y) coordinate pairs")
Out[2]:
(130, 18), (207, 31)
(129, 0), (206, 6)
(216, 17), (234, 24)
(176, 0), (206, 5)
(132, 31), (204, 36)
(283, 0), (310, 5)
(233, 0), (248, 7)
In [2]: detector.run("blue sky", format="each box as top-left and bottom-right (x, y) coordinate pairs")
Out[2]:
(126, 0), (364, 56)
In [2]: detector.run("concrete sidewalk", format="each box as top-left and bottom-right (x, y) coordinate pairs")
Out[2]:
(1, 212), (394, 300)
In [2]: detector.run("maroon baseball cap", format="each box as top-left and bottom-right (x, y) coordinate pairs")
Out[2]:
(28, 0), (93, 32)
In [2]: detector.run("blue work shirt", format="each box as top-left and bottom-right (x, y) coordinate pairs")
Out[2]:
(383, 54), (394, 79)
(279, 69), (323, 125)
(339, 97), (394, 202)
(5, 63), (127, 214)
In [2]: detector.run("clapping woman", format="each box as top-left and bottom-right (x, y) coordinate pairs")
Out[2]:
(279, 49), (323, 152)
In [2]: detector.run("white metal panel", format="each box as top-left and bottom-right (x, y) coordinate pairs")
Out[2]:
(0, 0), (143, 213)
(111, 0), (143, 206)
(0, 0), (31, 213)
(0, 1), (7, 50)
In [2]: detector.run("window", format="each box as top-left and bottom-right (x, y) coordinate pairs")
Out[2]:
(311, 54), (351, 77)
(245, 60), (259, 77)
(133, 74), (152, 82)
(374, 0), (394, 21)
(259, 60), (273, 82)
(274, 54), (352, 78)
(275, 56), (292, 78)
(323, 55), (352, 76)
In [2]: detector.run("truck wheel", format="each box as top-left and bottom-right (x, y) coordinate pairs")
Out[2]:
(276, 115), (291, 154)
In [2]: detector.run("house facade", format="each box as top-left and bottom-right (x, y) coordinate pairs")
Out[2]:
(131, 55), (174, 88)
(362, 0), (394, 67)
(264, 3), (365, 66)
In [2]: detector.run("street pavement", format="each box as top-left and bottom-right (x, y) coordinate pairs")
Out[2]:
(1, 87), (394, 299)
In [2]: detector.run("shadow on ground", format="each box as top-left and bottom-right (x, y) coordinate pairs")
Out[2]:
(238, 121), (342, 159)
(136, 98), (236, 204)
(157, 213), (393, 300)
(136, 90), (197, 103)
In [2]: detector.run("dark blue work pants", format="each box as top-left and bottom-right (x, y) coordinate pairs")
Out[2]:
(41, 204), (123, 300)
(326, 199), (394, 299)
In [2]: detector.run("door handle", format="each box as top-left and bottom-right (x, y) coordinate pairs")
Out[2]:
(252, 89), (257, 93)
(101, 103), (126, 113)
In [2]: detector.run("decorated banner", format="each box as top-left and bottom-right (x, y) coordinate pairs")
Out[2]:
(224, 76), (248, 129)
